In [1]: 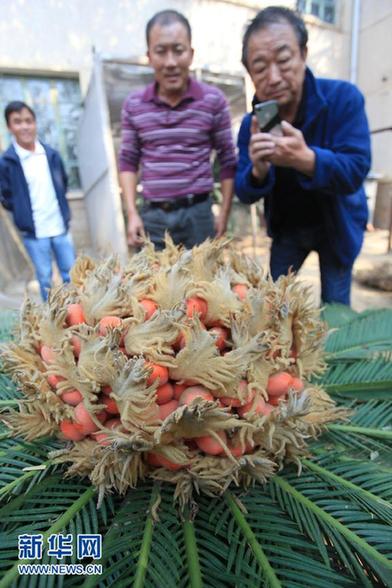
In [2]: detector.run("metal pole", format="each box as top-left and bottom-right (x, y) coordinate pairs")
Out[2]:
(350, 0), (361, 84)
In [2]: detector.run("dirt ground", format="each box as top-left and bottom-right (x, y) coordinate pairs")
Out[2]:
(236, 226), (392, 312)
(0, 226), (391, 313)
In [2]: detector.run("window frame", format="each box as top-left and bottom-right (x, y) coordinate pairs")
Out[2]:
(297, 0), (338, 26)
(0, 68), (82, 190)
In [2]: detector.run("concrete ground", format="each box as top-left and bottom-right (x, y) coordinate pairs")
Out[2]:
(0, 227), (391, 313)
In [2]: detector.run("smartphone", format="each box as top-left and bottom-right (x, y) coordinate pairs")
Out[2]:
(254, 100), (282, 135)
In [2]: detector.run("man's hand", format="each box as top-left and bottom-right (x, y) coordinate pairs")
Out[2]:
(127, 212), (145, 246)
(249, 116), (273, 181)
(215, 177), (234, 238)
(268, 121), (315, 176)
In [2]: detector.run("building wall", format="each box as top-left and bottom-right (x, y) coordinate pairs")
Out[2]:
(358, 0), (392, 177)
(304, 2), (353, 81)
(0, 0), (259, 91)
(0, 0), (352, 86)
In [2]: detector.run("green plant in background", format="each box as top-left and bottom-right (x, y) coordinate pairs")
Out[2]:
(0, 305), (391, 588)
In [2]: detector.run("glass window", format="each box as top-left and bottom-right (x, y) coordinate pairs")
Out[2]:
(311, 2), (320, 17)
(297, 0), (336, 25)
(0, 74), (82, 189)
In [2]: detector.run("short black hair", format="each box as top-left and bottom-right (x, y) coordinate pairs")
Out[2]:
(146, 9), (192, 45)
(242, 6), (308, 70)
(4, 101), (36, 125)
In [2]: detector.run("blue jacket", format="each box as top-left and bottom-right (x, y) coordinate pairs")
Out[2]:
(235, 68), (371, 266)
(0, 142), (70, 238)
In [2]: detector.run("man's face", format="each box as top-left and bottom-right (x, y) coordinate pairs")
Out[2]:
(246, 22), (307, 110)
(147, 21), (194, 97)
(7, 108), (37, 148)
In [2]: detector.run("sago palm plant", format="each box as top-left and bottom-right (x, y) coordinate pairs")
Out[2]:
(0, 244), (391, 587)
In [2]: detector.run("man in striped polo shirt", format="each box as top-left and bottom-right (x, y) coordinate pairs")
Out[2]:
(119, 9), (236, 250)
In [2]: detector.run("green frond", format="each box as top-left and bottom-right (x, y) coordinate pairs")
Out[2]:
(301, 457), (392, 525)
(0, 311), (18, 343)
(0, 475), (115, 588)
(225, 491), (282, 588)
(0, 480), (97, 587)
(194, 493), (261, 588)
(327, 423), (392, 440)
(184, 487), (360, 588)
(315, 424), (392, 466)
(350, 399), (392, 429)
(0, 310), (21, 403)
(81, 482), (186, 588)
(182, 509), (203, 588)
(0, 306), (392, 587)
(315, 358), (392, 399)
(308, 454), (392, 501)
(324, 308), (392, 359)
(321, 304), (358, 328)
(0, 436), (61, 499)
(0, 373), (21, 402)
(270, 471), (392, 587)
(232, 487), (357, 588)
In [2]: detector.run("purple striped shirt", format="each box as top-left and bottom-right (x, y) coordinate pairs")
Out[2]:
(119, 77), (236, 200)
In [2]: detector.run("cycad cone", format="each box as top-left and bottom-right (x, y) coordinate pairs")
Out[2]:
(1, 237), (345, 508)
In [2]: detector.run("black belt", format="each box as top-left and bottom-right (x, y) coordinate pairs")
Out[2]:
(145, 192), (209, 212)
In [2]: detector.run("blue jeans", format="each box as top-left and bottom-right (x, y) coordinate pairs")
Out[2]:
(270, 227), (353, 305)
(23, 232), (76, 300)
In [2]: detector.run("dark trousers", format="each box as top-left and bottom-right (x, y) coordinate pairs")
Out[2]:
(140, 196), (215, 250)
(270, 226), (353, 305)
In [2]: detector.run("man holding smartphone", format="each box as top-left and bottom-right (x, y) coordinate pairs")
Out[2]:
(235, 6), (371, 305)
(119, 10), (236, 250)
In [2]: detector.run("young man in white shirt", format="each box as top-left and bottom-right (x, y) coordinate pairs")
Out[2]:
(0, 101), (75, 300)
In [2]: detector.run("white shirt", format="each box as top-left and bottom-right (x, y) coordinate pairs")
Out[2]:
(13, 139), (66, 238)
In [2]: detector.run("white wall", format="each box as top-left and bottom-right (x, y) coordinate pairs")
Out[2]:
(0, 0), (260, 91)
(304, 1), (353, 80)
(0, 0), (353, 87)
(358, 0), (392, 176)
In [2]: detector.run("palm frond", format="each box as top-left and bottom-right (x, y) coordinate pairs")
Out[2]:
(0, 373), (21, 403)
(324, 309), (392, 360)
(270, 471), (392, 587)
(350, 399), (392, 429)
(327, 423), (392, 441)
(0, 476), (115, 588)
(0, 479), (97, 585)
(0, 310), (21, 407)
(301, 457), (392, 525)
(194, 493), (261, 588)
(315, 359), (392, 399)
(315, 423), (392, 466)
(308, 453), (392, 501)
(83, 484), (263, 588)
(81, 482), (186, 588)
(1, 306), (392, 587)
(0, 311), (18, 343)
(0, 436), (61, 499)
(229, 487), (356, 588)
(321, 304), (358, 328)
